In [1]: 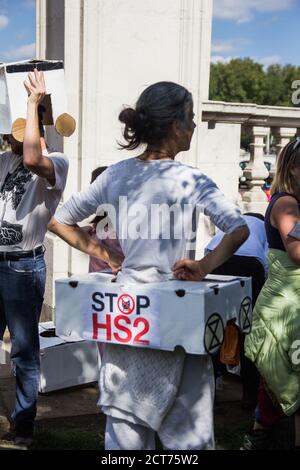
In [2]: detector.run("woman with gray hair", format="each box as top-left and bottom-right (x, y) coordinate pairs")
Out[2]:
(49, 81), (249, 450)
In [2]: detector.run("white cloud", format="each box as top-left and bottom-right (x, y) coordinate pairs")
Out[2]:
(211, 55), (233, 64)
(5, 42), (36, 61)
(212, 38), (251, 53)
(212, 42), (234, 54)
(213, 0), (295, 24)
(258, 55), (282, 68)
(0, 14), (9, 30)
(211, 54), (282, 68)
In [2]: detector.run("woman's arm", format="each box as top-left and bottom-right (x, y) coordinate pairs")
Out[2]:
(48, 218), (123, 272)
(173, 174), (250, 281)
(49, 167), (124, 270)
(271, 195), (300, 265)
(172, 225), (249, 281)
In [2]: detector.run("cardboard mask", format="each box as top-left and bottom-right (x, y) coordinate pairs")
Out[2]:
(0, 59), (76, 142)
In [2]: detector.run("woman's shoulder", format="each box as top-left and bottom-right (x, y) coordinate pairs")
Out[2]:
(270, 192), (299, 215)
(270, 192), (299, 205)
(107, 157), (143, 173)
(271, 190), (297, 198)
(97, 158), (132, 179)
(175, 161), (207, 177)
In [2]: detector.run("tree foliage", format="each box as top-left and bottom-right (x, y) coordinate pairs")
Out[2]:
(209, 58), (300, 107)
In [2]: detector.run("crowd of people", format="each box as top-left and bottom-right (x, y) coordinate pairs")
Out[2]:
(0, 70), (299, 450)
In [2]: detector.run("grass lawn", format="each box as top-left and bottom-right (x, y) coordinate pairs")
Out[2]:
(31, 404), (294, 450)
(32, 414), (105, 450)
(1, 374), (295, 450)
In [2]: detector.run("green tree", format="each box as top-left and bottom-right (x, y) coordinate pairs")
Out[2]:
(210, 58), (266, 103)
(209, 58), (300, 107)
(263, 64), (300, 107)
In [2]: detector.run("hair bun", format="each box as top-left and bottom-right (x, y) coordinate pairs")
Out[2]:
(119, 107), (140, 130)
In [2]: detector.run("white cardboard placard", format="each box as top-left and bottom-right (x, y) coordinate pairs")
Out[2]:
(0, 60), (74, 138)
(81, 284), (161, 349)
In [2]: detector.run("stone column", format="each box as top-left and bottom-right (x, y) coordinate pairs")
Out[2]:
(242, 126), (270, 214)
(64, 0), (214, 273)
(36, 0), (46, 58)
(36, 0), (214, 319)
(273, 127), (297, 155)
(38, 0), (213, 196)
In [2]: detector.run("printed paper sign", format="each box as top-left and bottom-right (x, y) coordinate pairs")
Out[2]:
(82, 284), (161, 348)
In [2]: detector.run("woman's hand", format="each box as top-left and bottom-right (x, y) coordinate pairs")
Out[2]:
(172, 259), (208, 281)
(103, 247), (124, 274)
(24, 69), (46, 105)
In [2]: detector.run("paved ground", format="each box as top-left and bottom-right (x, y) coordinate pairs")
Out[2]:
(0, 363), (294, 450)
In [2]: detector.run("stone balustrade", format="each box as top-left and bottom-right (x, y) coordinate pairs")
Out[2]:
(202, 100), (300, 213)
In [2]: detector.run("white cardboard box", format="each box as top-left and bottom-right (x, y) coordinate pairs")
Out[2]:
(39, 322), (100, 393)
(55, 273), (252, 355)
(0, 59), (75, 140)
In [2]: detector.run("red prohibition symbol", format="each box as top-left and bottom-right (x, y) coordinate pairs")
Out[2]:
(117, 294), (135, 315)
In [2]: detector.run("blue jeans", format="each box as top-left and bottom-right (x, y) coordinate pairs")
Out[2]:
(0, 254), (46, 430)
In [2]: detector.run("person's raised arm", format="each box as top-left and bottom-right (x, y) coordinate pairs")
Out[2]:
(23, 69), (56, 186)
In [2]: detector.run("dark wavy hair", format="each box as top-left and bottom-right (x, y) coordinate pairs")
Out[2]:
(118, 81), (193, 150)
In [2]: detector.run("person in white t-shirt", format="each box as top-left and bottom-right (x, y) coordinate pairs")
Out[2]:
(0, 69), (69, 447)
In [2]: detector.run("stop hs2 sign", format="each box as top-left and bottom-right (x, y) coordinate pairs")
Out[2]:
(82, 285), (161, 348)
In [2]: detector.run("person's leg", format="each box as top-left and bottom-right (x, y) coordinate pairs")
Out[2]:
(254, 379), (284, 429)
(105, 416), (155, 450)
(158, 354), (215, 450)
(241, 379), (284, 450)
(211, 350), (226, 390)
(240, 334), (260, 410)
(1, 255), (46, 439)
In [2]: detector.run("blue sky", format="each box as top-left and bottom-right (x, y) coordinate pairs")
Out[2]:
(0, 0), (35, 63)
(0, 1), (299, 67)
(212, 0), (300, 67)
